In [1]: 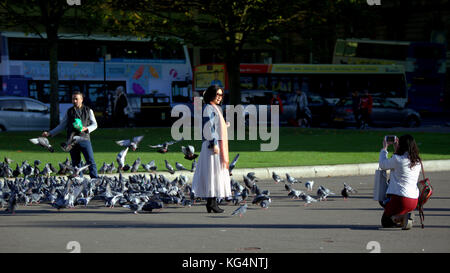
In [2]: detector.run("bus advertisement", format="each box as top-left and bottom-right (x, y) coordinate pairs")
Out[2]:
(194, 63), (408, 107)
(0, 32), (193, 125)
(333, 38), (446, 113)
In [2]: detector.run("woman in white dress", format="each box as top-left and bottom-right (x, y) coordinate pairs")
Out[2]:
(192, 85), (231, 213)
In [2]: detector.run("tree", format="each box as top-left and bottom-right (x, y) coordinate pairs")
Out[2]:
(100, 0), (318, 105)
(0, 0), (103, 128)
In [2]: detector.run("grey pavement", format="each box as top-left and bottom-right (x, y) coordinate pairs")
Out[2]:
(1, 170), (450, 253)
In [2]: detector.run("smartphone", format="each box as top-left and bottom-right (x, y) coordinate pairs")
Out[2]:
(385, 135), (396, 143)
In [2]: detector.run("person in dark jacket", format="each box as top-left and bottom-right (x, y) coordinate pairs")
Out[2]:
(113, 86), (129, 127)
(42, 91), (98, 178)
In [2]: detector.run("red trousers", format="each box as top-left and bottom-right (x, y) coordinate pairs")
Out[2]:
(381, 194), (418, 227)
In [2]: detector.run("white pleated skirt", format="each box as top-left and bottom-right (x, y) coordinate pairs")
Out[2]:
(192, 141), (232, 198)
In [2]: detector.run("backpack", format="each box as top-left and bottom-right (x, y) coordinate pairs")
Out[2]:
(417, 161), (433, 229)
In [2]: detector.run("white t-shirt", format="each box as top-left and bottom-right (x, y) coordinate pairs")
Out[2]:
(379, 149), (420, 199)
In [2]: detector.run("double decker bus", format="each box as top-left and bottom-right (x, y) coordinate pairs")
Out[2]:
(194, 63), (408, 106)
(0, 31), (193, 125)
(333, 38), (446, 113)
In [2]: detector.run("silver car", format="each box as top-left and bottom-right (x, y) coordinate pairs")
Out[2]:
(0, 96), (55, 131)
(332, 97), (421, 128)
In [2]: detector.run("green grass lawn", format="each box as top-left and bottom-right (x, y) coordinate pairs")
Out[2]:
(1, 127), (449, 172)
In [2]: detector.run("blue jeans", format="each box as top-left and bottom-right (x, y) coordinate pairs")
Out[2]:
(70, 140), (98, 178)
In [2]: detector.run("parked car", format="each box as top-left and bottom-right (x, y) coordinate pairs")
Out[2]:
(237, 90), (334, 127)
(0, 96), (62, 131)
(332, 97), (421, 128)
(282, 93), (335, 127)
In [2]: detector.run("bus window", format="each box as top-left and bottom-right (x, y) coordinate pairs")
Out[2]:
(240, 76), (253, 90)
(256, 76), (269, 90)
(271, 76), (291, 92)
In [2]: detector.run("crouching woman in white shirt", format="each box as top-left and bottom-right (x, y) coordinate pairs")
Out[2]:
(379, 134), (421, 230)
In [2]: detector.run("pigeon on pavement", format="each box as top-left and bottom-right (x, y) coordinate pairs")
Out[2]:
(231, 203), (248, 217)
(165, 160), (175, 174)
(272, 172), (284, 184)
(305, 180), (314, 192)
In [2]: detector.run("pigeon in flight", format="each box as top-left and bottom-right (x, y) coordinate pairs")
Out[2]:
(60, 132), (89, 152)
(149, 138), (183, 153)
(272, 172), (284, 184)
(116, 135), (144, 151)
(29, 137), (54, 153)
(181, 145), (198, 160)
(228, 153), (240, 175)
(116, 147), (129, 172)
(231, 203), (248, 217)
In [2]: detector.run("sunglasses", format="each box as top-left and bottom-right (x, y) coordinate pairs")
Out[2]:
(216, 93), (224, 97)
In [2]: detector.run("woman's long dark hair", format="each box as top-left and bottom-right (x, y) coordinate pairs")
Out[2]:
(394, 134), (421, 168)
(202, 85), (222, 105)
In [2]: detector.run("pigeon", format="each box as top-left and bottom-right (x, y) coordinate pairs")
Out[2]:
(288, 189), (304, 199)
(305, 180), (314, 191)
(286, 173), (301, 184)
(66, 164), (91, 179)
(6, 192), (18, 214)
(4, 157), (13, 165)
(149, 138), (183, 153)
(247, 172), (258, 181)
(300, 192), (318, 206)
(116, 135), (144, 151)
(341, 183), (358, 200)
(29, 137), (54, 152)
(260, 199), (271, 209)
(243, 175), (255, 190)
(175, 162), (188, 171)
(272, 172), (284, 184)
(231, 203), (248, 217)
(142, 160), (157, 172)
(77, 196), (93, 207)
(122, 202), (145, 214)
(61, 132), (89, 152)
(252, 194), (271, 206)
(228, 153), (240, 175)
(130, 158), (141, 173)
(116, 147), (129, 172)
(99, 162), (109, 174)
(284, 183), (292, 192)
(181, 145), (198, 160)
(142, 200), (164, 212)
(317, 185), (335, 201)
(165, 160), (175, 174)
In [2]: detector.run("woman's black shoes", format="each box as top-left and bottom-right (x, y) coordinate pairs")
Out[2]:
(206, 198), (224, 213)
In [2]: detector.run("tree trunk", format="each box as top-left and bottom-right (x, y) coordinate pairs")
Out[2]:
(47, 30), (60, 129)
(225, 49), (241, 106)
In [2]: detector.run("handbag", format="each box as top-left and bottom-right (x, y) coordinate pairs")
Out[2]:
(417, 161), (433, 228)
(373, 169), (388, 202)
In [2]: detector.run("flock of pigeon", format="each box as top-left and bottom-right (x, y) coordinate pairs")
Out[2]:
(0, 135), (359, 217)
